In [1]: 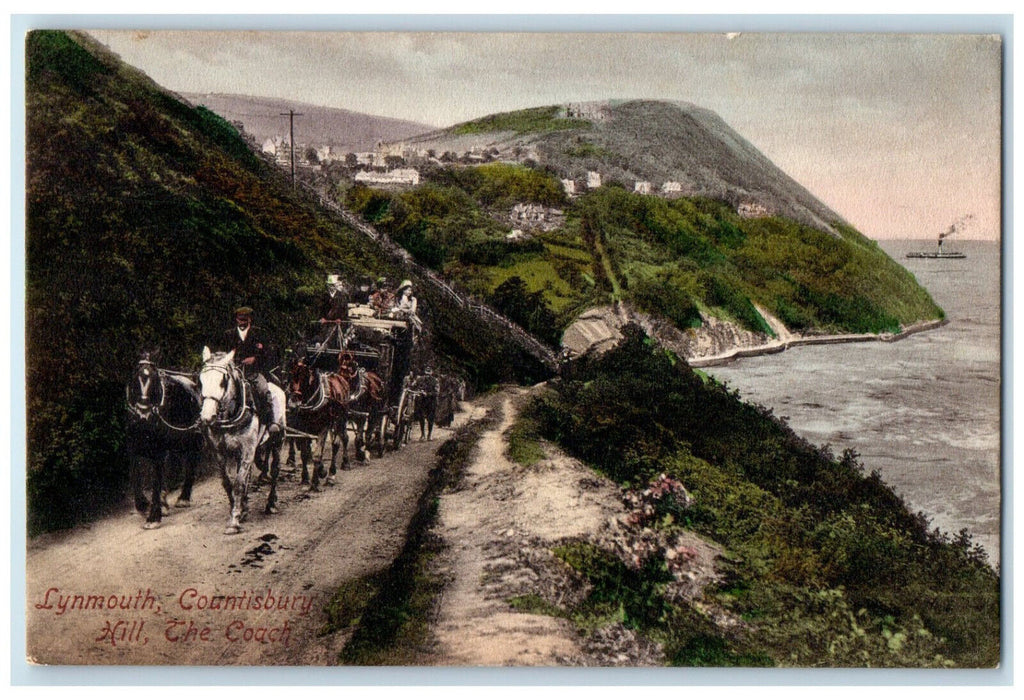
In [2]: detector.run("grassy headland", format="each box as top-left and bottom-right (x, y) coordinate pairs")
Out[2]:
(519, 326), (998, 667)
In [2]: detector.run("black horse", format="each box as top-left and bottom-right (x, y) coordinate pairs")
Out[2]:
(125, 353), (203, 529)
(409, 371), (440, 441)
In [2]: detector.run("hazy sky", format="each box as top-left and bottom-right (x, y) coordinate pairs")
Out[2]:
(86, 29), (1003, 241)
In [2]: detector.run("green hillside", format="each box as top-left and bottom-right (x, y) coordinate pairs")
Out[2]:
(345, 167), (942, 341)
(522, 326), (999, 667)
(406, 99), (862, 236)
(25, 31), (545, 534)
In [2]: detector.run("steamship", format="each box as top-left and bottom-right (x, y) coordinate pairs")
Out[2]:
(906, 234), (967, 259)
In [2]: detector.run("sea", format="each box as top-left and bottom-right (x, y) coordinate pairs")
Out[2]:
(706, 239), (1003, 567)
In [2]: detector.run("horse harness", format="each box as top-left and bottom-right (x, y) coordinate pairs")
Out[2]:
(290, 368), (334, 413)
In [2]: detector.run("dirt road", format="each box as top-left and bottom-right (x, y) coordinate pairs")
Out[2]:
(25, 426), (455, 666)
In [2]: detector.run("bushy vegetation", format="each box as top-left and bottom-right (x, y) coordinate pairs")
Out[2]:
(430, 162), (567, 209)
(576, 187), (941, 335)
(521, 326), (998, 667)
(344, 162), (594, 332)
(25, 31), (545, 534)
(487, 276), (562, 346)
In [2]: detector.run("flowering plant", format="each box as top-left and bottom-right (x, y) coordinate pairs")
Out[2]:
(603, 473), (698, 578)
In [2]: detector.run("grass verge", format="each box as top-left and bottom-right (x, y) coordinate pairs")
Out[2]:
(322, 414), (495, 664)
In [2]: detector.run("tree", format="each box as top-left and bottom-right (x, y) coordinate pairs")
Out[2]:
(488, 276), (560, 346)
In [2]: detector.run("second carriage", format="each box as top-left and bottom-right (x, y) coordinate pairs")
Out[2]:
(307, 303), (418, 455)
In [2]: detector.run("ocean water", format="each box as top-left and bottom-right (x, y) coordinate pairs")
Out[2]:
(707, 239), (1002, 566)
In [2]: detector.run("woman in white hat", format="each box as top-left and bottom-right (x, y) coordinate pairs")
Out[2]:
(392, 280), (418, 317)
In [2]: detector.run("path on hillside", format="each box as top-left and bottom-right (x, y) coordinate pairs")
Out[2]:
(25, 425), (459, 667)
(424, 389), (677, 666)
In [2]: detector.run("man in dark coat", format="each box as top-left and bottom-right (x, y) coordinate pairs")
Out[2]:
(316, 274), (350, 347)
(221, 307), (279, 432)
(319, 274), (350, 324)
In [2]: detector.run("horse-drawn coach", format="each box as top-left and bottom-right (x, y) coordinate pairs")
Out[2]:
(127, 282), (457, 533)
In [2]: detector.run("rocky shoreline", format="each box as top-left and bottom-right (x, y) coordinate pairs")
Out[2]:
(688, 317), (949, 368)
(561, 303), (948, 368)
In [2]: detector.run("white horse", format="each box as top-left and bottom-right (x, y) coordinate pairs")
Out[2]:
(198, 347), (286, 534)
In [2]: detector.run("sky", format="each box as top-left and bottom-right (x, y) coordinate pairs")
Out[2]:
(81, 27), (1004, 241)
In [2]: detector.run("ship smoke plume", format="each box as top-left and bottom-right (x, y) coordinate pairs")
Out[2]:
(939, 213), (974, 240)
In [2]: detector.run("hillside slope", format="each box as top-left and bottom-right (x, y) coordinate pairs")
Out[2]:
(25, 30), (545, 534)
(403, 100), (846, 236)
(343, 164), (943, 351)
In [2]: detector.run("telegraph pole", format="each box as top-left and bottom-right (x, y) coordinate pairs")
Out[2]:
(280, 109), (304, 188)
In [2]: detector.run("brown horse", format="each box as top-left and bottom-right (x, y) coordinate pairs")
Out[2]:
(337, 351), (386, 460)
(286, 357), (350, 490)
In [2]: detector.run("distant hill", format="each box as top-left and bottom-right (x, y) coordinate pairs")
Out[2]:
(182, 92), (431, 152)
(402, 100), (846, 237)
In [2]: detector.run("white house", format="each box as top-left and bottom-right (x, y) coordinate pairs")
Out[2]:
(262, 136), (288, 160)
(316, 145), (344, 163)
(587, 171), (602, 189)
(738, 201), (772, 219)
(662, 181), (684, 194)
(561, 179), (577, 196)
(634, 181), (653, 195)
(354, 168), (421, 187)
(509, 203), (565, 232)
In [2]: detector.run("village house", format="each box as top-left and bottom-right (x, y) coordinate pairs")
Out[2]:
(587, 171), (602, 190)
(661, 181), (684, 195)
(506, 229), (531, 242)
(561, 179), (577, 196)
(315, 145), (345, 163)
(634, 181), (653, 195)
(261, 136), (292, 166)
(738, 201), (773, 219)
(509, 203), (565, 232)
(354, 168), (421, 187)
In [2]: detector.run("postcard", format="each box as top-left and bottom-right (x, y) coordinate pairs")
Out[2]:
(20, 25), (1004, 673)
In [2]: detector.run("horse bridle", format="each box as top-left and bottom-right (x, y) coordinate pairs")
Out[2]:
(199, 361), (252, 428)
(126, 362), (202, 432)
(126, 360), (162, 420)
(289, 363), (331, 413)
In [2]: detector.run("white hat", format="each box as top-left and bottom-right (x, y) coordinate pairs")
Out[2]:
(326, 274), (342, 286)
(397, 279), (413, 292)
